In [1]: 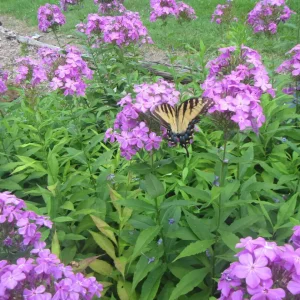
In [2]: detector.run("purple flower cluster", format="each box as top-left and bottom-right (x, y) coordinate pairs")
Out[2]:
(177, 2), (197, 21)
(0, 191), (103, 300)
(218, 227), (300, 299)
(211, 2), (238, 24)
(60, 0), (81, 11)
(14, 57), (48, 88)
(202, 46), (274, 132)
(276, 45), (300, 95)
(78, 11), (153, 47)
(37, 4), (66, 32)
(105, 79), (180, 159)
(50, 46), (93, 96)
(96, 0), (126, 15)
(247, 0), (295, 34)
(0, 68), (8, 94)
(150, 0), (196, 22)
(38, 47), (61, 70)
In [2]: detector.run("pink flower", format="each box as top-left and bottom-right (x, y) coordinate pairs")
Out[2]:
(248, 279), (286, 299)
(1, 269), (26, 289)
(234, 253), (272, 288)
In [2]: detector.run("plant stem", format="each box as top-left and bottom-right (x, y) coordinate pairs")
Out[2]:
(52, 29), (63, 48)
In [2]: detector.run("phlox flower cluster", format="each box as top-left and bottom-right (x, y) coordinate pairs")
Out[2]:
(150, 0), (196, 22)
(60, 0), (81, 11)
(77, 11), (153, 47)
(14, 57), (48, 88)
(105, 79), (180, 159)
(276, 45), (300, 95)
(0, 191), (103, 300)
(177, 2), (197, 21)
(202, 46), (275, 132)
(95, 0), (126, 15)
(50, 46), (93, 96)
(0, 68), (8, 94)
(37, 4), (66, 32)
(211, 2), (238, 24)
(38, 47), (62, 70)
(247, 0), (295, 34)
(218, 227), (300, 299)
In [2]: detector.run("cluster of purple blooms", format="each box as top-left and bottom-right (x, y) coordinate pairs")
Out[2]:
(60, 0), (81, 11)
(0, 191), (103, 300)
(77, 11), (153, 47)
(14, 57), (48, 88)
(12, 46), (92, 96)
(0, 68), (8, 94)
(95, 0), (126, 15)
(247, 0), (295, 34)
(218, 227), (300, 299)
(150, 0), (197, 22)
(105, 79), (180, 159)
(37, 3), (66, 32)
(211, 2), (238, 24)
(276, 44), (300, 95)
(49, 46), (93, 96)
(202, 46), (275, 132)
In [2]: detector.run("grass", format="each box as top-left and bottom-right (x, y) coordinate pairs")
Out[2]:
(0, 0), (299, 59)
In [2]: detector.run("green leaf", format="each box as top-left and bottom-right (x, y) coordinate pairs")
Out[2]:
(116, 199), (156, 212)
(169, 268), (209, 300)
(144, 174), (165, 198)
(179, 187), (210, 202)
(173, 240), (214, 262)
(51, 231), (60, 259)
(66, 147), (87, 164)
(53, 216), (75, 223)
(89, 231), (116, 259)
(184, 210), (214, 240)
(60, 201), (75, 211)
(131, 226), (161, 263)
(128, 163), (152, 175)
(160, 200), (198, 210)
(132, 255), (158, 291)
(89, 259), (113, 277)
(275, 193), (298, 229)
(64, 233), (87, 240)
(91, 215), (117, 245)
(140, 264), (167, 300)
(218, 230), (239, 252)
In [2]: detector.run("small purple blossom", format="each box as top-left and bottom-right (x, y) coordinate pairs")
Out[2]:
(0, 68), (8, 94)
(0, 191), (103, 300)
(211, 2), (238, 25)
(218, 227), (300, 299)
(38, 4), (66, 32)
(202, 45), (273, 133)
(247, 0), (295, 34)
(78, 11), (152, 47)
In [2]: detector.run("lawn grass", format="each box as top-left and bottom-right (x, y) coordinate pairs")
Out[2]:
(0, 0), (299, 58)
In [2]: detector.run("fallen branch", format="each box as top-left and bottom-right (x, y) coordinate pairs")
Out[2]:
(0, 25), (194, 83)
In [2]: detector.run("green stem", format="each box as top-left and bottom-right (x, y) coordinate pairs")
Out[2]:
(154, 197), (168, 264)
(52, 29), (63, 48)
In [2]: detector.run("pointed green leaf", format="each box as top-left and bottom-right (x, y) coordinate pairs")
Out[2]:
(131, 226), (161, 263)
(173, 240), (214, 262)
(169, 268), (209, 300)
(145, 174), (165, 198)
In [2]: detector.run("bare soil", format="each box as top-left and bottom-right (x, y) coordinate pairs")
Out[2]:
(0, 14), (177, 70)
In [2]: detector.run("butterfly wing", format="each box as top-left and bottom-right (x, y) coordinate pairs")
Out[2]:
(176, 97), (213, 134)
(152, 103), (178, 132)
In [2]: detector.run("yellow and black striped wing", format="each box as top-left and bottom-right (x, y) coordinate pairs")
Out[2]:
(152, 103), (177, 132)
(176, 97), (213, 133)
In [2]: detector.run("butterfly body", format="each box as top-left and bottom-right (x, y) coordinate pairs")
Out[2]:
(152, 97), (213, 156)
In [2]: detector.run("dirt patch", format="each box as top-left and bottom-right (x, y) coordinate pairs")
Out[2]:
(0, 14), (185, 73)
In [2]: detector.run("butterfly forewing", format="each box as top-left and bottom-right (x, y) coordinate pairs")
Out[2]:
(176, 98), (213, 133)
(152, 103), (178, 132)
